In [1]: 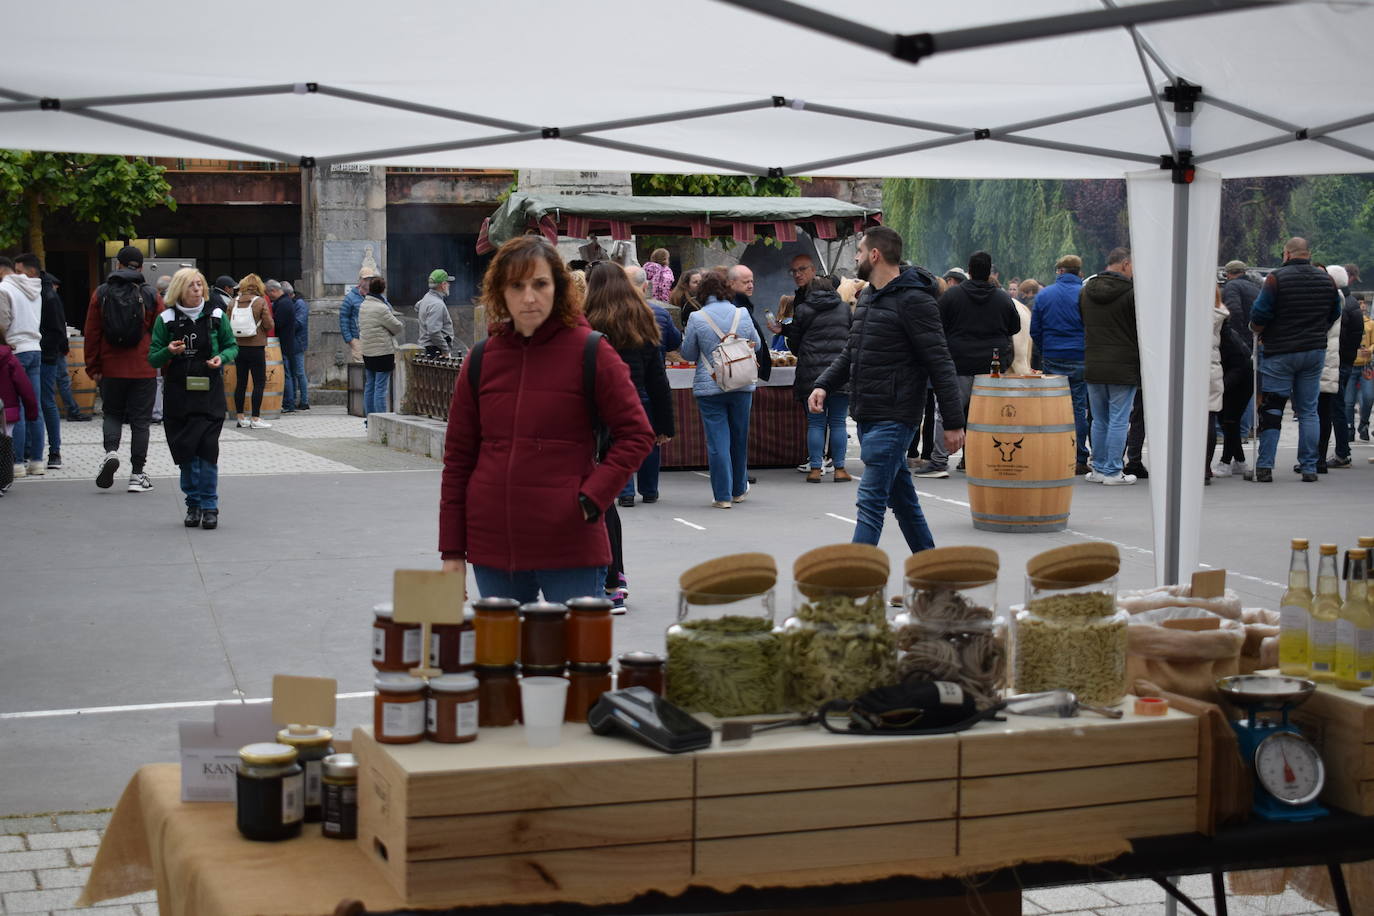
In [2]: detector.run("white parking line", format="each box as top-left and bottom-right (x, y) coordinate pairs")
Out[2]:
(674, 517), (706, 531)
(692, 472), (711, 479)
(0, 692), (375, 721)
(826, 512), (856, 524)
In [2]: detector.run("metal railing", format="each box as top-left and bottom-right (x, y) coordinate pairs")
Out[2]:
(403, 352), (463, 421)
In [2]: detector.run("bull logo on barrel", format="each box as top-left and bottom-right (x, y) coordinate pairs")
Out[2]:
(991, 437), (1023, 463)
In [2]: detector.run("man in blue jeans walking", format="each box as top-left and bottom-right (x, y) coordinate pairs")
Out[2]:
(1030, 254), (1090, 474)
(810, 227), (964, 553)
(1250, 237), (1343, 482)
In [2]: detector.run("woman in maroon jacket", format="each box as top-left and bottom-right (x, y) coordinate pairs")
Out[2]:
(439, 237), (654, 603)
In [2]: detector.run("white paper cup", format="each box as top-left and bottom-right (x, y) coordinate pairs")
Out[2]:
(519, 676), (569, 747)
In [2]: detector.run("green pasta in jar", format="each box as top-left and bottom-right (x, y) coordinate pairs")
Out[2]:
(665, 616), (784, 716)
(782, 589), (896, 710)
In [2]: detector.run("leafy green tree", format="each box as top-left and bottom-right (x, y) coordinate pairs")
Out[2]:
(1284, 173), (1374, 268)
(0, 151), (175, 264)
(631, 173), (803, 197)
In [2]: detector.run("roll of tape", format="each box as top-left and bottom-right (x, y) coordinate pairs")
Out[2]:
(1134, 696), (1169, 716)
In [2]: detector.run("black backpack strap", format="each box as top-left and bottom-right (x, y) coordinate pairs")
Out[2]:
(466, 338), (487, 403)
(583, 330), (602, 429)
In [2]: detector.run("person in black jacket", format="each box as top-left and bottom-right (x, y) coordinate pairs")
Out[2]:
(727, 265), (773, 382)
(785, 276), (853, 483)
(923, 250), (1020, 475)
(811, 227), (964, 553)
(1079, 248), (1141, 485)
(1221, 261), (1260, 340)
(584, 262), (675, 610)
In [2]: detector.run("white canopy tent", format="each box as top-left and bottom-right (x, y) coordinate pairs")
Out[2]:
(5, 0), (1373, 583)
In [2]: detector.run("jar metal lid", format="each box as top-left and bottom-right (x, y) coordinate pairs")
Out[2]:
(520, 601), (569, 619)
(322, 753), (358, 780)
(474, 664), (519, 676)
(565, 596), (614, 613)
(429, 673), (479, 693)
(570, 662), (613, 675)
(472, 597), (520, 613)
(276, 725), (333, 747)
(374, 673), (425, 692)
(373, 601), (394, 619)
(617, 651), (665, 668)
(521, 664), (566, 675)
(239, 742), (298, 766)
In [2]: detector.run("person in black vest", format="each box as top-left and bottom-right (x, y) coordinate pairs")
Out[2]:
(148, 268), (239, 529)
(1250, 237), (1343, 482)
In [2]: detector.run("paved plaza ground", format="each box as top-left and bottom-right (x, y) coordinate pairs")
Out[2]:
(1, 405), (1368, 915)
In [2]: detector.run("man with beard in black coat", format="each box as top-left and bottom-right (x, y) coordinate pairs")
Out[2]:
(810, 227), (964, 553)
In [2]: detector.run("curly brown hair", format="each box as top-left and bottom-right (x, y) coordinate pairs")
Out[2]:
(584, 261), (659, 350)
(480, 236), (582, 333)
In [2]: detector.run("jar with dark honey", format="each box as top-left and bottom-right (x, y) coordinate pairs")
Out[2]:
(474, 597), (521, 666)
(430, 612), (476, 672)
(476, 665), (520, 726)
(275, 725), (333, 822)
(373, 673), (426, 744)
(616, 651), (666, 695)
(372, 602), (423, 672)
(566, 662), (613, 722)
(427, 673), (480, 743)
(519, 602), (568, 668)
(236, 743), (303, 842)
(566, 596), (614, 664)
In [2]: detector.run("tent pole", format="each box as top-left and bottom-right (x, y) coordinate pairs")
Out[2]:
(1100, 0), (1180, 83)
(71, 108), (299, 163)
(785, 134), (973, 175)
(314, 130), (545, 167)
(995, 135), (1159, 165)
(1165, 175), (1189, 585)
(0, 84), (299, 114)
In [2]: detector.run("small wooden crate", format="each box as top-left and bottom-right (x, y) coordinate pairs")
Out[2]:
(958, 708), (1201, 861)
(693, 730), (959, 877)
(1292, 683), (1374, 815)
(354, 726), (694, 907)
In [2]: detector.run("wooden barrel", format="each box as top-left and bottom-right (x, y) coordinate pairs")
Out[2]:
(65, 336), (97, 413)
(965, 374), (1076, 533)
(223, 338), (284, 418)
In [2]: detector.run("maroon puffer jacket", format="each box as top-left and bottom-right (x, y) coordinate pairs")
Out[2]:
(439, 316), (654, 570)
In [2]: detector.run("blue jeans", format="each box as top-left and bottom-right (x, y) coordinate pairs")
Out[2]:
(282, 351), (296, 409)
(1258, 348), (1324, 472)
(39, 362), (64, 454)
(1041, 357), (1089, 464)
(807, 394), (849, 469)
(1345, 366), (1373, 433)
(853, 421), (934, 553)
(12, 350), (43, 463)
(288, 352), (309, 408)
(179, 457), (219, 510)
(472, 565), (604, 604)
(697, 390), (751, 502)
(620, 396), (661, 501)
(363, 368), (391, 416)
(1086, 383), (1138, 477)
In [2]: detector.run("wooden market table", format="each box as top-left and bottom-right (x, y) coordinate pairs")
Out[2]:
(81, 705), (1213, 916)
(660, 366), (808, 470)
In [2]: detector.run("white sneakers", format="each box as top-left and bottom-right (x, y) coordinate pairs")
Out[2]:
(26, 460), (45, 476)
(236, 418), (249, 428)
(249, 418), (272, 429)
(1084, 468), (1137, 485)
(711, 500), (732, 509)
(12, 463), (26, 479)
(127, 473), (154, 493)
(1211, 460), (1232, 478)
(96, 452), (120, 489)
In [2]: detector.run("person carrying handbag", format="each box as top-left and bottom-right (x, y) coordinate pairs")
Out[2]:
(679, 270), (761, 508)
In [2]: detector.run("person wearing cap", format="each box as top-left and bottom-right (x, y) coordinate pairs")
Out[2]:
(340, 267), (377, 364)
(84, 245), (162, 492)
(1029, 254), (1090, 474)
(417, 269), (457, 358)
(1221, 260), (1260, 340)
(266, 280), (298, 413)
(209, 275), (237, 313)
(282, 281), (310, 410)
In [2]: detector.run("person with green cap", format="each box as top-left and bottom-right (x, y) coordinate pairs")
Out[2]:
(417, 268), (457, 357)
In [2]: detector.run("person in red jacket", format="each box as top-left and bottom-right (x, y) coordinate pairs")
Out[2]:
(439, 236), (654, 604)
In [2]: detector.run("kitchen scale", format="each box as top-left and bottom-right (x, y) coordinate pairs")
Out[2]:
(1216, 675), (1327, 821)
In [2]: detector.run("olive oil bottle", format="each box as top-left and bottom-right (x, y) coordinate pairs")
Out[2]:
(1309, 543), (1342, 683)
(1335, 549), (1373, 690)
(1279, 538), (1312, 677)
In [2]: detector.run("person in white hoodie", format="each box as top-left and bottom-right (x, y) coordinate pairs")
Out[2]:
(0, 255), (47, 477)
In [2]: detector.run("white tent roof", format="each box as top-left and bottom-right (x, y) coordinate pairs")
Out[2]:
(3, 0), (1371, 178)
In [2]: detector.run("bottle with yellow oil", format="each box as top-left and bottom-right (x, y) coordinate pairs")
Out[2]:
(1279, 538), (1312, 677)
(1335, 549), (1373, 690)
(1309, 543), (1342, 683)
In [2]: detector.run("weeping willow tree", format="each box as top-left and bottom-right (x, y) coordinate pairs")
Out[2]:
(883, 178), (1083, 283)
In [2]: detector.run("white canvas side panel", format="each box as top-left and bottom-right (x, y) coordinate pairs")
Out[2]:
(1127, 167), (1221, 585)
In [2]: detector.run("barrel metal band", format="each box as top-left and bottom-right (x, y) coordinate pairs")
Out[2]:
(971, 387), (1068, 397)
(973, 376), (1066, 388)
(968, 423), (1076, 434)
(973, 520), (1069, 533)
(972, 510), (1071, 523)
(967, 476), (1075, 488)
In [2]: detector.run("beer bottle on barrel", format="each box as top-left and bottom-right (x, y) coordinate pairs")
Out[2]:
(990, 348), (1001, 378)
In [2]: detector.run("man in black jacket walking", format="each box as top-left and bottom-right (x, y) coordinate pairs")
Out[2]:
(921, 250), (1020, 475)
(811, 227), (964, 552)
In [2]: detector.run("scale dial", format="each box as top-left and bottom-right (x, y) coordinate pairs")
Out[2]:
(1254, 731), (1325, 806)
